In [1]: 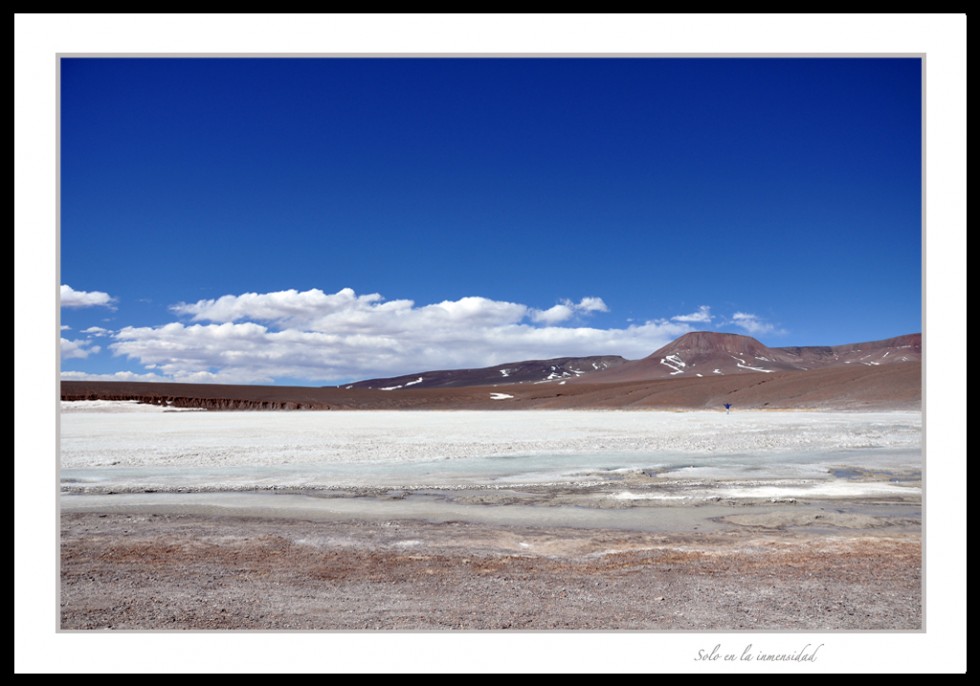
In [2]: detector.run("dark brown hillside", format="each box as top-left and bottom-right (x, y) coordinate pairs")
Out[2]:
(61, 361), (920, 411)
(347, 355), (626, 390)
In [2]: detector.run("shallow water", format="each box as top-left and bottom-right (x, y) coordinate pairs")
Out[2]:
(59, 491), (743, 532)
(60, 446), (922, 496)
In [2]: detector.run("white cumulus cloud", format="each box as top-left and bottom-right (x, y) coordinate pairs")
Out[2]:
(731, 312), (778, 335)
(60, 370), (168, 382)
(672, 305), (713, 324)
(82, 326), (112, 337)
(172, 288), (381, 325)
(531, 303), (575, 325)
(531, 297), (609, 325)
(61, 284), (116, 309)
(576, 297), (609, 313)
(105, 287), (692, 384)
(61, 337), (101, 360)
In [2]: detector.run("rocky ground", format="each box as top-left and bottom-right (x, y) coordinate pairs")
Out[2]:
(60, 512), (921, 631)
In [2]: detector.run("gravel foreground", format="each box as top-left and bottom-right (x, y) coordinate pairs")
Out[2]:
(60, 512), (921, 631)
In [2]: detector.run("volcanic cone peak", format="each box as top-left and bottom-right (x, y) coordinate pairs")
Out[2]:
(574, 331), (805, 383)
(646, 331), (773, 360)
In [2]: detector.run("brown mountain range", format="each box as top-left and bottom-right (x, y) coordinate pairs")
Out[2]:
(346, 355), (627, 390)
(60, 331), (921, 411)
(573, 331), (921, 384)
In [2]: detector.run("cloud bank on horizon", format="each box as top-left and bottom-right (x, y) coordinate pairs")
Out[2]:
(58, 285), (782, 385)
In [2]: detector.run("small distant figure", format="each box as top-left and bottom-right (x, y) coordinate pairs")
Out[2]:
(724, 402), (732, 415)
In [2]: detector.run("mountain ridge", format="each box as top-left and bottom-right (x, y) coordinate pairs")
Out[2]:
(349, 331), (922, 388)
(345, 355), (627, 390)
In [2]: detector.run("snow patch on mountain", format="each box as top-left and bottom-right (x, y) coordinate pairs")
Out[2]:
(661, 354), (687, 375)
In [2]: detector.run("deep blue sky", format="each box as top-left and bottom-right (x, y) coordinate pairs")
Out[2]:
(59, 57), (922, 385)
